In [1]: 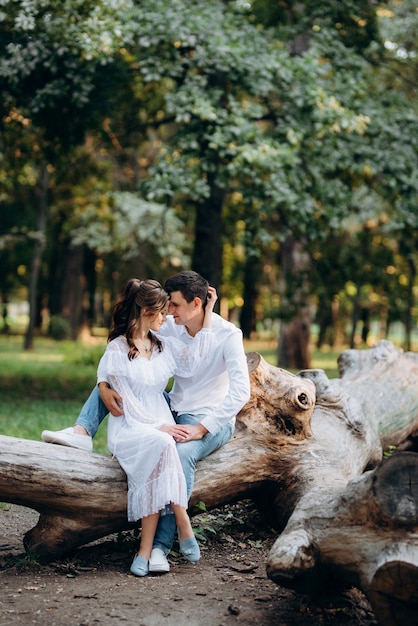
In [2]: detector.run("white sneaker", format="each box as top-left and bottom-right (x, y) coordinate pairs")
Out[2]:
(41, 427), (93, 452)
(148, 548), (170, 573)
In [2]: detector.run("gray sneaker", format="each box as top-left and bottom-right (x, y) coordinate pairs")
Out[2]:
(41, 427), (93, 452)
(148, 548), (170, 573)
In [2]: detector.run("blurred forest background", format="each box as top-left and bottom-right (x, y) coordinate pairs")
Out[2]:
(1, 0), (417, 369)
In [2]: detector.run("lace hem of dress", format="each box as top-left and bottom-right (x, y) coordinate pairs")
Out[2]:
(127, 468), (187, 522)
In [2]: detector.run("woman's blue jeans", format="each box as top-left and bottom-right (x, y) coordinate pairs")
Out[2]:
(75, 386), (234, 554)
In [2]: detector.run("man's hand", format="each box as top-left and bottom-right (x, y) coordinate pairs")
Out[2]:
(99, 383), (123, 416)
(206, 286), (218, 310)
(178, 423), (208, 442)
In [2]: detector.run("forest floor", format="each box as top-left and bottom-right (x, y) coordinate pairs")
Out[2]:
(0, 500), (379, 626)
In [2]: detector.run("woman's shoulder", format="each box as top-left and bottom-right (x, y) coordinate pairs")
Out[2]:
(106, 335), (128, 352)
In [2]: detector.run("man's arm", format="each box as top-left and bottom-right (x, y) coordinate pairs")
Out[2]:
(98, 382), (124, 416)
(183, 329), (250, 441)
(200, 329), (250, 434)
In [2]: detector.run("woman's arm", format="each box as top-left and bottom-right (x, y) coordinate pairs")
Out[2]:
(98, 341), (164, 428)
(103, 357), (190, 440)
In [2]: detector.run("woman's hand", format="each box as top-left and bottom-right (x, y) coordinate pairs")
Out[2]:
(159, 423), (192, 442)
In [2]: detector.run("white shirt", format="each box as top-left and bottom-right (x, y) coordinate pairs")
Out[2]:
(158, 314), (250, 434)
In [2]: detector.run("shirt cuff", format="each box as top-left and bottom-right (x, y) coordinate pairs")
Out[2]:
(200, 415), (234, 435)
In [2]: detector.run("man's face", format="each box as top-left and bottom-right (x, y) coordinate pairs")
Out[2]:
(168, 290), (201, 326)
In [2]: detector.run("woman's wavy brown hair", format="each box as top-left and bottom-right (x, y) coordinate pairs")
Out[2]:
(108, 278), (169, 360)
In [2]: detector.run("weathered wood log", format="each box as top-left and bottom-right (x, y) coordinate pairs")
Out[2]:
(354, 453), (418, 626)
(266, 452), (418, 626)
(0, 436), (130, 555)
(262, 341), (418, 626)
(1, 340), (418, 626)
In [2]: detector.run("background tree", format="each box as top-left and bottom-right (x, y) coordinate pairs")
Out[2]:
(0, 0), (132, 345)
(1, 0), (417, 362)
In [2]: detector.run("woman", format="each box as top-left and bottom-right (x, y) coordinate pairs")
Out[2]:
(97, 278), (216, 577)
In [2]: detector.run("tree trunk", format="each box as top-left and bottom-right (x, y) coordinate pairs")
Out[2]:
(60, 243), (84, 340)
(349, 282), (361, 349)
(1, 341), (418, 626)
(191, 171), (224, 289)
(239, 252), (260, 339)
(24, 164), (49, 350)
(404, 254), (416, 352)
(277, 237), (311, 369)
(267, 451), (418, 626)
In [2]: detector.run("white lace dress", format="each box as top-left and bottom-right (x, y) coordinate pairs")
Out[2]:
(97, 330), (213, 522)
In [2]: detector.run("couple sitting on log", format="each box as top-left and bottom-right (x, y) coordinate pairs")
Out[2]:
(41, 270), (250, 577)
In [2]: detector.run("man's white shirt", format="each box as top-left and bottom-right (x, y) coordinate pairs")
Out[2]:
(158, 314), (250, 435)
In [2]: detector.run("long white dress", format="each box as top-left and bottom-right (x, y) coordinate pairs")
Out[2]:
(97, 330), (213, 522)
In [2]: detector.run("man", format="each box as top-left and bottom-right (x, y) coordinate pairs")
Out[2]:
(42, 271), (250, 574)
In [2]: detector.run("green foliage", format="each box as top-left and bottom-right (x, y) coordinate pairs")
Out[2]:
(0, 0), (417, 356)
(191, 500), (244, 543)
(48, 314), (70, 340)
(71, 192), (191, 269)
(0, 0), (130, 142)
(383, 444), (397, 458)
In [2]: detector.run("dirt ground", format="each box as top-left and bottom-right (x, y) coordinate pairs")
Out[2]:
(0, 501), (378, 626)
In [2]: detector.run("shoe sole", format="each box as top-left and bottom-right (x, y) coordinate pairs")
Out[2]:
(42, 435), (77, 447)
(148, 564), (170, 573)
(41, 432), (92, 451)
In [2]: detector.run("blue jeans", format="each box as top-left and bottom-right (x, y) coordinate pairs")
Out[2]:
(75, 386), (234, 554)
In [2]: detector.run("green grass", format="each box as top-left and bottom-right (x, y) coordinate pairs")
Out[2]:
(0, 335), (109, 455)
(0, 334), (344, 455)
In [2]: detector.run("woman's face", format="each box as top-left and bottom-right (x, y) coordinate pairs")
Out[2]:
(148, 306), (168, 332)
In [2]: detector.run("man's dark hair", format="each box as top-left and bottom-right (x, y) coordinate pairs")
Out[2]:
(164, 271), (209, 303)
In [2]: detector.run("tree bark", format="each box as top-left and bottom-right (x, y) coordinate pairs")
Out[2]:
(239, 252), (260, 339)
(1, 340), (418, 626)
(267, 451), (418, 626)
(24, 164), (49, 350)
(277, 237), (312, 369)
(60, 243), (84, 340)
(191, 171), (224, 290)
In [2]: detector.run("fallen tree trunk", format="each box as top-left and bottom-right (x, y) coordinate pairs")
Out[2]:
(1, 340), (418, 626)
(266, 451), (418, 625)
(0, 435), (130, 554)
